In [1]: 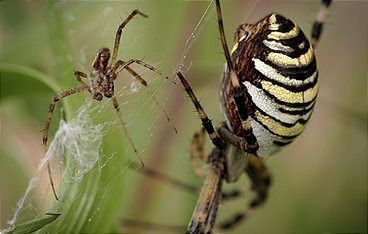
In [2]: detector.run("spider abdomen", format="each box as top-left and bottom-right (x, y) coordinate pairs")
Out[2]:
(221, 13), (318, 158)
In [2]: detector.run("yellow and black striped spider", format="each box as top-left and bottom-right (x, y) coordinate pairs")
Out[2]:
(42, 10), (176, 201)
(176, 0), (332, 232)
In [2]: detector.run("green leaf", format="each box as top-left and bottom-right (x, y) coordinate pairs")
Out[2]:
(3, 213), (61, 234)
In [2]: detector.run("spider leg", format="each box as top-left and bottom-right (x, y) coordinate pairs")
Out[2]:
(129, 164), (198, 193)
(191, 127), (207, 177)
(176, 72), (226, 150)
(215, 0), (259, 151)
(110, 9), (148, 68)
(122, 65), (177, 133)
(111, 96), (144, 167)
(74, 71), (88, 87)
(42, 85), (88, 200)
(219, 156), (272, 230)
(187, 148), (225, 234)
(113, 59), (168, 79)
(311, 0), (333, 49)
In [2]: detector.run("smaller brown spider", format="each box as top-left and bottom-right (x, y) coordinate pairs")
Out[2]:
(42, 10), (175, 201)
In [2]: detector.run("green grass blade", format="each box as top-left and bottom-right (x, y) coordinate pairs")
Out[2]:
(3, 213), (61, 234)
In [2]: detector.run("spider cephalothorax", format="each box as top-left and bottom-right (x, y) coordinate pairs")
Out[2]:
(89, 47), (115, 101)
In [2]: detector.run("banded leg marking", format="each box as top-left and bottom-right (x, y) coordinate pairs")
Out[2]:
(177, 71), (226, 150)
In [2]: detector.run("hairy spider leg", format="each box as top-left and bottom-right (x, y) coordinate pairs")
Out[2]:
(110, 9), (148, 69)
(111, 96), (144, 167)
(311, 0), (333, 48)
(215, 0), (259, 151)
(74, 71), (88, 87)
(123, 66), (178, 133)
(186, 149), (225, 234)
(219, 156), (271, 230)
(128, 164), (198, 193)
(113, 58), (178, 134)
(42, 85), (88, 200)
(176, 72), (226, 150)
(191, 127), (207, 177)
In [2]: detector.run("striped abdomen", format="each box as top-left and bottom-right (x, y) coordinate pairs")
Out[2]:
(220, 13), (318, 158)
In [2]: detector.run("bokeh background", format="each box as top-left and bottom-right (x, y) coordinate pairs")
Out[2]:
(0, 0), (366, 233)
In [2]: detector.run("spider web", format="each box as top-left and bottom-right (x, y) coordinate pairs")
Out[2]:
(6, 100), (111, 227)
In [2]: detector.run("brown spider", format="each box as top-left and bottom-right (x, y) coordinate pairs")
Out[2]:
(42, 9), (176, 201)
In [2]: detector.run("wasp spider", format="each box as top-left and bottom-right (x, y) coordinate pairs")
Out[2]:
(177, 0), (332, 232)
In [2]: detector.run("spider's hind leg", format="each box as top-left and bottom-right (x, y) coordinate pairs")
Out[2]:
(111, 96), (144, 167)
(191, 127), (207, 177)
(219, 156), (272, 230)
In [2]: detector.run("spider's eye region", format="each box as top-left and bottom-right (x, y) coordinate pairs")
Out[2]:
(97, 47), (111, 60)
(98, 47), (110, 54)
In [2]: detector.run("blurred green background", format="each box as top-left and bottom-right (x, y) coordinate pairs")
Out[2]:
(0, 0), (366, 233)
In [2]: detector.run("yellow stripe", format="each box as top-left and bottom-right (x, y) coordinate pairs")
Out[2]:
(252, 58), (317, 87)
(255, 110), (307, 137)
(267, 26), (299, 40)
(260, 80), (319, 103)
(267, 46), (314, 68)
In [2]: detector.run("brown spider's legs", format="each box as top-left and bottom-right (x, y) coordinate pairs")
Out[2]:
(129, 164), (198, 193)
(215, 0), (259, 151)
(110, 10), (148, 68)
(219, 156), (272, 230)
(43, 85), (88, 200)
(113, 59), (168, 79)
(190, 127), (207, 177)
(74, 71), (88, 87)
(111, 96), (144, 167)
(187, 148), (225, 234)
(311, 0), (333, 49)
(177, 72), (226, 150)
(122, 66), (177, 133)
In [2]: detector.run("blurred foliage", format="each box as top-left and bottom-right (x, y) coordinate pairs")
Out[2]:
(4, 213), (60, 234)
(1, 0), (367, 233)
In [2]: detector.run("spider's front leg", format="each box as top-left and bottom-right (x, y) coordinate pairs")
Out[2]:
(176, 72), (226, 150)
(110, 59), (177, 133)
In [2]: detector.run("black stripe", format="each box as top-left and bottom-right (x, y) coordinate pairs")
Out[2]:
(252, 115), (301, 140)
(273, 140), (293, 146)
(278, 102), (315, 115)
(257, 69), (318, 93)
(264, 30), (311, 58)
(259, 55), (317, 81)
(273, 14), (295, 33)
(255, 105), (309, 128)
